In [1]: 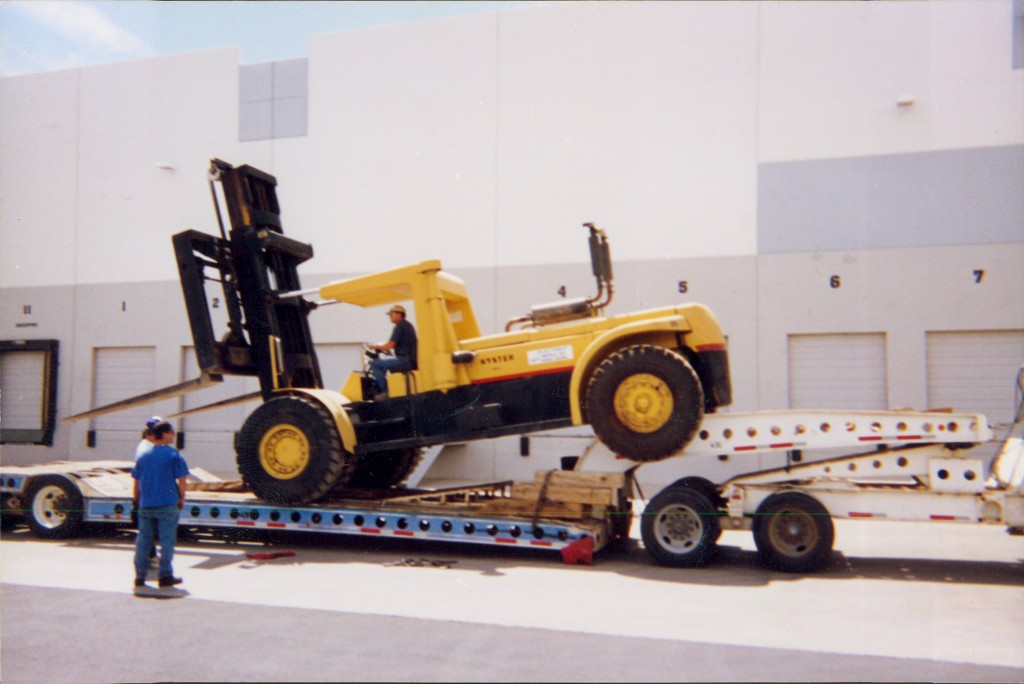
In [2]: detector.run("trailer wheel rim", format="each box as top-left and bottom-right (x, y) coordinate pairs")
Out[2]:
(32, 485), (70, 529)
(259, 424), (310, 480)
(766, 508), (818, 558)
(613, 373), (674, 434)
(653, 503), (703, 552)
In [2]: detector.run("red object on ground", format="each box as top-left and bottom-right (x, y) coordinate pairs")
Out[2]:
(560, 536), (593, 565)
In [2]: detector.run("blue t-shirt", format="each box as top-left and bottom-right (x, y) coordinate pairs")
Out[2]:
(132, 444), (190, 509)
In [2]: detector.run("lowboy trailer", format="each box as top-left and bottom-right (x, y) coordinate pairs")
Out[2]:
(4, 392), (1021, 571)
(0, 464), (629, 565)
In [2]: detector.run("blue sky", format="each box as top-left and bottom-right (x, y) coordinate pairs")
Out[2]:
(0, 1), (521, 78)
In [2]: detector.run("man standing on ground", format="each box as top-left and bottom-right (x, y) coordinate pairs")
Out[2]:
(369, 304), (418, 399)
(135, 416), (161, 459)
(132, 419), (190, 589)
(135, 416), (163, 564)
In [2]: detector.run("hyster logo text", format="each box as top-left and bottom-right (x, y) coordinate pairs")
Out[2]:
(480, 354), (514, 365)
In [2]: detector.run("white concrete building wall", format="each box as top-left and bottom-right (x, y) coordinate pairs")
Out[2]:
(3, 2), (1021, 287)
(494, 2), (759, 264)
(758, 0), (1024, 161)
(1, 69), (80, 288)
(301, 13), (499, 274)
(0, 50), (245, 289)
(74, 51), (243, 286)
(1, 1), (1022, 489)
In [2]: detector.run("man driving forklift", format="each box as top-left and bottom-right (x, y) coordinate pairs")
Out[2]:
(368, 304), (418, 399)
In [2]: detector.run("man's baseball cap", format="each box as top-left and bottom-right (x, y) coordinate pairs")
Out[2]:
(387, 305), (406, 315)
(145, 416), (163, 429)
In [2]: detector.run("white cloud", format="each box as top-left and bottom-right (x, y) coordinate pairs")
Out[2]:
(14, 0), (148, 56)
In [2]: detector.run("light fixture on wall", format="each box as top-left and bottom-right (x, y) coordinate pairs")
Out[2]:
(896, 95), (915, 107)
(156, 161), (176, 170)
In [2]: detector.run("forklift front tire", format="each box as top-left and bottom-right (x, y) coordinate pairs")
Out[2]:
(236, 395), (354, 505)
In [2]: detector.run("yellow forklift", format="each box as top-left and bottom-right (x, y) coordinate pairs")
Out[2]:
(75, 159), (732, 505)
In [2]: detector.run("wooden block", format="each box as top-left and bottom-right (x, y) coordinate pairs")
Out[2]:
(477, 498), (587, 519)
(186, 481), (249, 493)
(533, 470), (626, 489)
(511, 483), (616, 506)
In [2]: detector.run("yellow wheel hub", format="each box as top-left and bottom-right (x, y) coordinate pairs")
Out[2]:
(613, 373), (673, 433)
(259, 424), (310, 480)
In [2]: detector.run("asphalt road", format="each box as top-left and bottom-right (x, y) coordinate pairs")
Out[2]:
(1, 518), (1022, 683)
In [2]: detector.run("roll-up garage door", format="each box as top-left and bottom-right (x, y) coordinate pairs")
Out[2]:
(788, 333), (888, 410)
(1, 351), (45, 431)
(926, 330), (1024, 426)
(91, 347), (156, 433)
(1, 340), (59, 445)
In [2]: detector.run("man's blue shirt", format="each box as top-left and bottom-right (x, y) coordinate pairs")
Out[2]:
(132, 443), (190, 509)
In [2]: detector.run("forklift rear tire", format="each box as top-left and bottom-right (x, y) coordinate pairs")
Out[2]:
(25, 475), (84, 539)
(586, 345), (704, 462)
(236, 395), (354, 505)
(752, 492), (835, 573)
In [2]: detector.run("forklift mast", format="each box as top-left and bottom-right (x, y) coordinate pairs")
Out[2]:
(173, 159), (323, 399)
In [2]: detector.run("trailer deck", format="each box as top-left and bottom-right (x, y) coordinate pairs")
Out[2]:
(1, 463), (626, 564)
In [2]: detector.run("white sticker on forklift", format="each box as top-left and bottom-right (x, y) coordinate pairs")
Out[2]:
(528, 345), (574, 366)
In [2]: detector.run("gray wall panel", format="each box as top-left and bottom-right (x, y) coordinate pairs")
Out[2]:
(758, 145), (1024, 254)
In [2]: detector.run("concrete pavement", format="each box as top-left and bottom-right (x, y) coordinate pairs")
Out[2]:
(1, 518), (1022, 682)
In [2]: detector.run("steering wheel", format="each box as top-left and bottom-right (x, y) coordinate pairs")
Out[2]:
(362, 343), (385, 360)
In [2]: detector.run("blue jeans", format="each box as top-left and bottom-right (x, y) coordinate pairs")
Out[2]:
(369, 356), (412, 394)
(135, 506), (180, 580)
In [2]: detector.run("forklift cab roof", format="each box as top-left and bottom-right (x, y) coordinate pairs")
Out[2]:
(318, 259), (481, 340)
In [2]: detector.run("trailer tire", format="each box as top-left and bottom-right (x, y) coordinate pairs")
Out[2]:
(586, 345), (704, 463)
(641, 485), (719, 567)
(668, 477), (725, 541)
(25, 476), (84, 539)
(346, 448), (421, 490)
(236, 395), (354, 505)
(753, 492), (834, 573)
